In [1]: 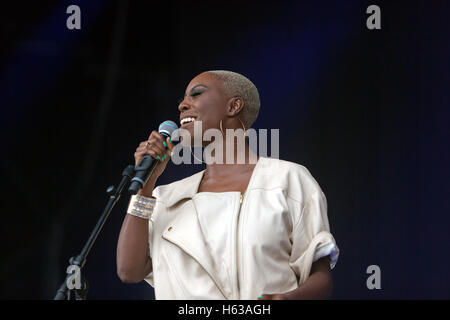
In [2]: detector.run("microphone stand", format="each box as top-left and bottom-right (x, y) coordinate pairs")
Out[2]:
(54, 164), (135, 300)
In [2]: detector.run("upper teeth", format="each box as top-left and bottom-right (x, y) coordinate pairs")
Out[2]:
(180, 117), (195, 125)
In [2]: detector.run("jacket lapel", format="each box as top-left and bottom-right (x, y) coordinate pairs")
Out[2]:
(160, 170), (231, 299)
(162, 200), (231, 299)
(164, 170), (204, 207)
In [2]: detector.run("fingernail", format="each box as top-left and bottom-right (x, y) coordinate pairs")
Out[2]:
(156, 155), (160, 160)
(258, 295), (263, 299)
(163, 141), (167, 148)
(169, 137), (172, 143)
(161, 155), (166, 161)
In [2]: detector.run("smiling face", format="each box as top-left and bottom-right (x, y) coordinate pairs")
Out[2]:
(178, 72), (231, 144)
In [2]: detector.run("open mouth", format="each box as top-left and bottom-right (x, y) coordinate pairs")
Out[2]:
(180, 117), (196, 127)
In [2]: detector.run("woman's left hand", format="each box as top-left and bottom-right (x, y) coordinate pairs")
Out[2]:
(257, 293), (286, 300)
(257, 257), (333, 300)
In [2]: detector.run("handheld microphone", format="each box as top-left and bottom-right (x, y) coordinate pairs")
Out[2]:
(128, 120), (178, 195)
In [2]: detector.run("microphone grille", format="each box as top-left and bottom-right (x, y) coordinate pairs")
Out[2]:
(158, 120), (178, 137)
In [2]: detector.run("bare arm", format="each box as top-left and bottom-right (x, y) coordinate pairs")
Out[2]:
(260, 256), (333, 300)
(116, 131), (173, 283)
(116, 183), (155, 283)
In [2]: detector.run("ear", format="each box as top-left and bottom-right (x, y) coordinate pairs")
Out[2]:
(226, 96), (244, 116)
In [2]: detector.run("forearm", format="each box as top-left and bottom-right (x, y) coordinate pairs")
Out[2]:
(116, 183), (155, 283)
(283, 269), (333, 299)
(281, 257), (333, 300)
(116, 213), (152, 282)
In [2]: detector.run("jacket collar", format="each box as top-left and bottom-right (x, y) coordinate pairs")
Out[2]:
(164, 156), (268, 207)
(165, 169), (205, 207)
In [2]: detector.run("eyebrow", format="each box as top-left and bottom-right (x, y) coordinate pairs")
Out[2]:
(184, 84), (208, 97)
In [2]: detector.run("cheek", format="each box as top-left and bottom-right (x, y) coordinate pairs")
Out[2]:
(196, 97), (225, 129)
(200, 113), (221, 131)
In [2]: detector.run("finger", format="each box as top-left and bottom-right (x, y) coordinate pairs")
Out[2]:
(165, 136), (175, 151)
(135, 149), (164, 162)
(148, 135), (165, 146)
(134, 151), (148, 165)
(146, 143), (165, 158)
(143, 137), (165, 152)
(150, 135), (173, 153)
(141, 148), (161, 161)
(258, 294), (275, 300)
(148, 136), (168, 153)
(135, 148), (164, 162)
(139, 140), (152, 148)
(148, 131), (165, 144)
(136, 146), (164, 161)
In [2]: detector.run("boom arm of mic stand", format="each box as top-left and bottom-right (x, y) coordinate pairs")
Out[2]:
(54, 164), (135, 300)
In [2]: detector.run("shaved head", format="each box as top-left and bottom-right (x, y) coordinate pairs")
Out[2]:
(206, 70), (260, 129)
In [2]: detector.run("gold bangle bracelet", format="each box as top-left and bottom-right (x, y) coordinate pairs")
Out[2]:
(127, 194), (156, 219)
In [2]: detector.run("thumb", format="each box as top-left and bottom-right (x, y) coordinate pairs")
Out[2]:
(164, 136), (175, 158)
(166, 135), (175, 151)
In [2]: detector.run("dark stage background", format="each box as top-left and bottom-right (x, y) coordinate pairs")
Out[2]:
(1, 0), (449, 299)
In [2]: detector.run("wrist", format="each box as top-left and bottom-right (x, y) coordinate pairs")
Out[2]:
(138, 180), (157, 197)
(138, 188), (154, 197)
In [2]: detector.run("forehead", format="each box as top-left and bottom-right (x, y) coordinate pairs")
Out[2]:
(186, 72), (222, 92)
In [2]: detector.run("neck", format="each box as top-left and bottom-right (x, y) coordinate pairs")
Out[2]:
(204, 140), (259, 177)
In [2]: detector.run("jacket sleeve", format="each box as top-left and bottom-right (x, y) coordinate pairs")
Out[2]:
(288, 189), (339, 286)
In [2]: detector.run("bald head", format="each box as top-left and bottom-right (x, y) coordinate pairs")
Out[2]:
(206, 70), (260, 129)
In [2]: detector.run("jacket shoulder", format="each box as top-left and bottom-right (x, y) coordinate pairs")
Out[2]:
(256, 157), (325, 201)
(261, 157), (313, 175)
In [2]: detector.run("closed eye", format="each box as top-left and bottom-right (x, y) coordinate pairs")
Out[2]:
(191, 91), (202, 97)
(178, 88), (205, 104)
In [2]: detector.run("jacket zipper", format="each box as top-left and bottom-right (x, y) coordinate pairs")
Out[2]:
(235, 192), (244, 299)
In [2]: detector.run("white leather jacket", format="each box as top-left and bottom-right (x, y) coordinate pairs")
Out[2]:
(144, 157), (339, 299)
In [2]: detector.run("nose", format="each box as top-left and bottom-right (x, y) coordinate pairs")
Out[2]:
(178, 99), (190, 112)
